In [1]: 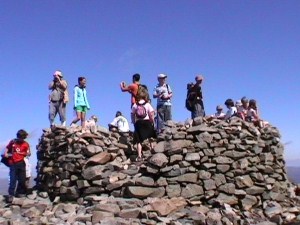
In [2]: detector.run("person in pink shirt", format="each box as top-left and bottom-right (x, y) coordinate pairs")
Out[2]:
(131, 91), (156, 161)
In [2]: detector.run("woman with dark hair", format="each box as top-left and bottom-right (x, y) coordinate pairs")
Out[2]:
(70, 77), (90, 128)
(3, 129), (30, 199)
(224, 98), (237, 120)
(131, 91), (156, 161)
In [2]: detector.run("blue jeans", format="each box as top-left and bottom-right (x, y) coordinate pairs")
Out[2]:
(191, 103), (205, 119)
(157, 104), (172, 133)
(9, 160), (26, 196)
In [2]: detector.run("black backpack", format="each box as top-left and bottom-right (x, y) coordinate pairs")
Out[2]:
(185, 84), (195, 111)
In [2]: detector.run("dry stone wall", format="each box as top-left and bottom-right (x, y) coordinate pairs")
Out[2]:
(33, 117), (300, 224)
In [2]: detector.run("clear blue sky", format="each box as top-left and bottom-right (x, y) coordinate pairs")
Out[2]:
(0, 1), (299, 175)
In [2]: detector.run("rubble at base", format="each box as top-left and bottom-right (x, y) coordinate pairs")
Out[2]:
(0, 117), (300, 224)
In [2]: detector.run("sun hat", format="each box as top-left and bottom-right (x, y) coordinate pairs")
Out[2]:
(157, 73), (167, 79)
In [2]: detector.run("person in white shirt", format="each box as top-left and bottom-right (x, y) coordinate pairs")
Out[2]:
(213, 105), (225, 119)
(85, 115), (98, 129)
(224, 99), (237, 120)
(109, 111), (130, 133)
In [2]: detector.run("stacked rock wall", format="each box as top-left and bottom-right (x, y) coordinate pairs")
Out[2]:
(35, 117), (300, 223)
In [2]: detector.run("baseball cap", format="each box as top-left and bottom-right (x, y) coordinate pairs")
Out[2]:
(157, 73), (167, 79)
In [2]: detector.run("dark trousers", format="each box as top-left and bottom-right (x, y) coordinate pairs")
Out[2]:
(191, 102), (205, 119)
(9, 160), (26, 196)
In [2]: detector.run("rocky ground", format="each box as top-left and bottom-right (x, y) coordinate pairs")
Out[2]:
(0, 116), (299, 224)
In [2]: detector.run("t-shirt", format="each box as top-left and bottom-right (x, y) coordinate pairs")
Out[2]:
(214, 112), (225, 119)
(224, 106), (237, 120)
(153, 83), (172, 106)
(128, 83), (139, 105)
(247, 108), (259, 121)
(132, 100), (154, 121)
(6, 140), (30, 163)
(110, 116), (130, 132)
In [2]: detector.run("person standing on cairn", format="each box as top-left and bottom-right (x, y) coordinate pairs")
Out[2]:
(48, 70), (69, 127)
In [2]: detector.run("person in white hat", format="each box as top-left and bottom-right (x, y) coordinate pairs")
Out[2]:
(48, 70), (69, 127)
(153, 73), (173, 133)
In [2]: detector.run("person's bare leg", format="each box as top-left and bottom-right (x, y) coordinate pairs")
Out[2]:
(137, 143), (142, 159)
(81, 112), (86, 128)
(70, 111), (81, 125)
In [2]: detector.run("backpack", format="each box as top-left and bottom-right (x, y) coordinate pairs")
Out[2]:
(135, 102), (147, 119)
(1, 156), (11, 167)
(0, 139), (16, 167)
(185, 85), (195, 111)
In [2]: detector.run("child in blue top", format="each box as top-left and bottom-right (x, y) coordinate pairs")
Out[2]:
(70, 77), (90, 128)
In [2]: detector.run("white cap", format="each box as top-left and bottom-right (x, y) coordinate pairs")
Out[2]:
(157, 73), (167, 79)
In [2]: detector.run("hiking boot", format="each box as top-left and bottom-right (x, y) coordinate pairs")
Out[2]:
(16, 194), (26, 198)
(6, 195), (13, 203)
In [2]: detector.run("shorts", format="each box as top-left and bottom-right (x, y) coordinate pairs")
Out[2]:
(75, 105), (88, 113)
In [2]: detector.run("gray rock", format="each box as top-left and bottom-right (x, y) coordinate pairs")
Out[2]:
(181, 184), (204, 198)
(185, 153), (200, 161)
(148, 153), (168, 168)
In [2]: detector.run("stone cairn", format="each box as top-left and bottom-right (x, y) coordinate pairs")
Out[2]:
(0, 117), (299, 224)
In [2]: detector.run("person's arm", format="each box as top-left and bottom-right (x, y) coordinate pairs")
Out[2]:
(84, 89), (90, 109)
(120, 82), (130, 92)
(166, 84), (173, 99)
(147, 103), (155, 123)
(131, 106), (136, 124)
(48, 81), (54, 90)
(59, 79), (67, 90)
(153, 86), (161, 99)
(74, 87), (78, 107)
(252, 109), (260, 120)
(224, 109), (231, 120)
(3, 141), (13, 158)
(110, 117), (119, 127)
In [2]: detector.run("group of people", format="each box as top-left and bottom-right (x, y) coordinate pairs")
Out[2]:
(210, 97), (267, 127)
(49, 71), (91, 129)
(2, 70), (268, 199)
